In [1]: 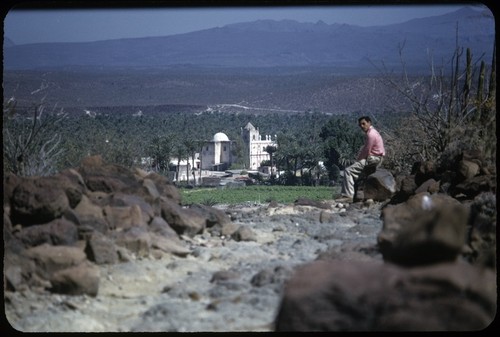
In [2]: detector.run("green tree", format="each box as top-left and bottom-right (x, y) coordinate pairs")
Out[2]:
(173, 139), (188, 183)
(147, 134), (175, 173)
(183, 137), (200, 185)
(264, 144), (277, 181)
(319, 115), (364, 180)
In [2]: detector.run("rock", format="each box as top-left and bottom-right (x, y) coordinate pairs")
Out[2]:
(3, 173), (21, 207)
(414, 160), (437, 186)
(50, 260), (100, 297)
(103, 204), (145, 230)
(150, 233), (191, 257)
(87, 191), (111, 207)
(23, 244), (87, 280)
(10, 177), (70, 226)
(294, 198), (330, 209)
(149, 216), (180, 239)
(399, 174), (417, 196)
(55, 170), (86, 208)
(452, 174), (496, 199)
(414, 178), (440, 194)
(378, 193), (469, 266)
(4, 210), (13, 234)
(4, 250), (37, 291)
(231, 226), (257, 242)
(73, 195), (109, 234)
(220, 222), (240, 237)
(357, 168), (396, 201)
(160, 198), (205, 237)
(85, 231), (119, 265)
(14, 217), (79, 248)
(210, 270), (240, 283)
(458, 159), (480, 180)
(189, 203), (232, 228)
(78, 155), (143, 194)
(79, 155), (104, 167)
(251, 266), (293, 288)
(275, 259), (496, 331)
(142, 178), (161, 200)
(144, 171), (181, 204)
(114, 226), (151, 258)
(109, 193), (156, 224)
(464, 192), (496, 268)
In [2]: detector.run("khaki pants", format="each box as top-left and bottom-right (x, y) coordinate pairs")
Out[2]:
(341, 156), (383, 197)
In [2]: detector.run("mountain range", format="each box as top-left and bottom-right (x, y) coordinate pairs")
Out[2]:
(3, 7), (495, 71)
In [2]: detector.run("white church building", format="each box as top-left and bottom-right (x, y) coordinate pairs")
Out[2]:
(241, 122), (277, 171)
(200, 132), (233, 171)
(198, 123), (277, 172)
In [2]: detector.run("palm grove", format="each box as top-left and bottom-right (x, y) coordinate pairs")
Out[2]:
(3, 45), (496, 186)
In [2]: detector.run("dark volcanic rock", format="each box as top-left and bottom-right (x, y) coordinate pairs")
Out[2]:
(14, 217), (79, 248)
(378, 193), (469, 266)
(10, 177), (70, 226)
(275, 259), (496, 331)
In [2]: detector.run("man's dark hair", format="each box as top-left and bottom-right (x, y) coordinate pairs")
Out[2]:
(358, 116), (371, 123)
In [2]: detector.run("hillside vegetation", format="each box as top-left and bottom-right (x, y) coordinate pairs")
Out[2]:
(3, 67), (409, 114)
(3, 44), (496, 185)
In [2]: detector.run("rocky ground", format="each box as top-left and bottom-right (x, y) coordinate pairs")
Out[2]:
(5, 199), (382, 332)
(4, 151), (496, 332)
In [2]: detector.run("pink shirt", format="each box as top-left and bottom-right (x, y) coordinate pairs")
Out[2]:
(357, 126), (385, 160)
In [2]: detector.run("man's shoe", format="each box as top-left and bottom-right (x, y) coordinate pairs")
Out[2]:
(335, 196), (353, 203)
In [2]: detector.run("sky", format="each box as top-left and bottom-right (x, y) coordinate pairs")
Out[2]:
(3, 3), (490, 45)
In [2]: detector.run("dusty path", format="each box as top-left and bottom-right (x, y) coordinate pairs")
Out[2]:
(5, 201), (383, 332)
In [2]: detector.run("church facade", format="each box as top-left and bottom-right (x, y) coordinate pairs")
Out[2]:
(241, 122), (277, 171)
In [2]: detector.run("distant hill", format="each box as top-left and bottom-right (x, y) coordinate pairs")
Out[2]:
(3, 37), (16, 49)
(3, 7), (495, 72)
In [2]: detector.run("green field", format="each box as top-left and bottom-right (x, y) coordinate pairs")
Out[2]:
(180, 185), (340, 206)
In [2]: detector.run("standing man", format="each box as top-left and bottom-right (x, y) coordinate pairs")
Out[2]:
(338, 116), (385, 202)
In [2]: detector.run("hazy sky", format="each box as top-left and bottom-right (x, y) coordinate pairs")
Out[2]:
(4, 3), (488, 45)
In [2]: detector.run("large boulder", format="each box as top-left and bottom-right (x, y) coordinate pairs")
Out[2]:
(85, 231), (119, 265)
(160, 198), (206, 237)
(77, 155), (143, 194)
(113, 226), (151, 258)
(50, 260), (100, 297)
(356, 168), (396, 202)
(143, 171), (182, 204)
(458, 159), (481, 180)
(189, 203), (233, 228)
(55, 169), (86, 208)
(451, 174), (496, 199)
(73, 195), (109, 234)
(9, 243), (100, 296)
(275, 259), (496, 331)
(414, 178), (440, 194)
(150, 232), (191, 257)
(377, 193), (469, 266)
(109, 193), (156, 224)
(103, 204), (145, 230)
(389, 174), (417, 204)
(10, 177), (70, 226)
(23, 243), (87, 279)
(463, 192), (496, 268)
(414, 160), (437, 186)
(14, 217), (79, 248)
(4, 249), (39, 291)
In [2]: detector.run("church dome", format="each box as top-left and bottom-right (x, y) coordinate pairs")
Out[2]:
(213, 132), (230, 142)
